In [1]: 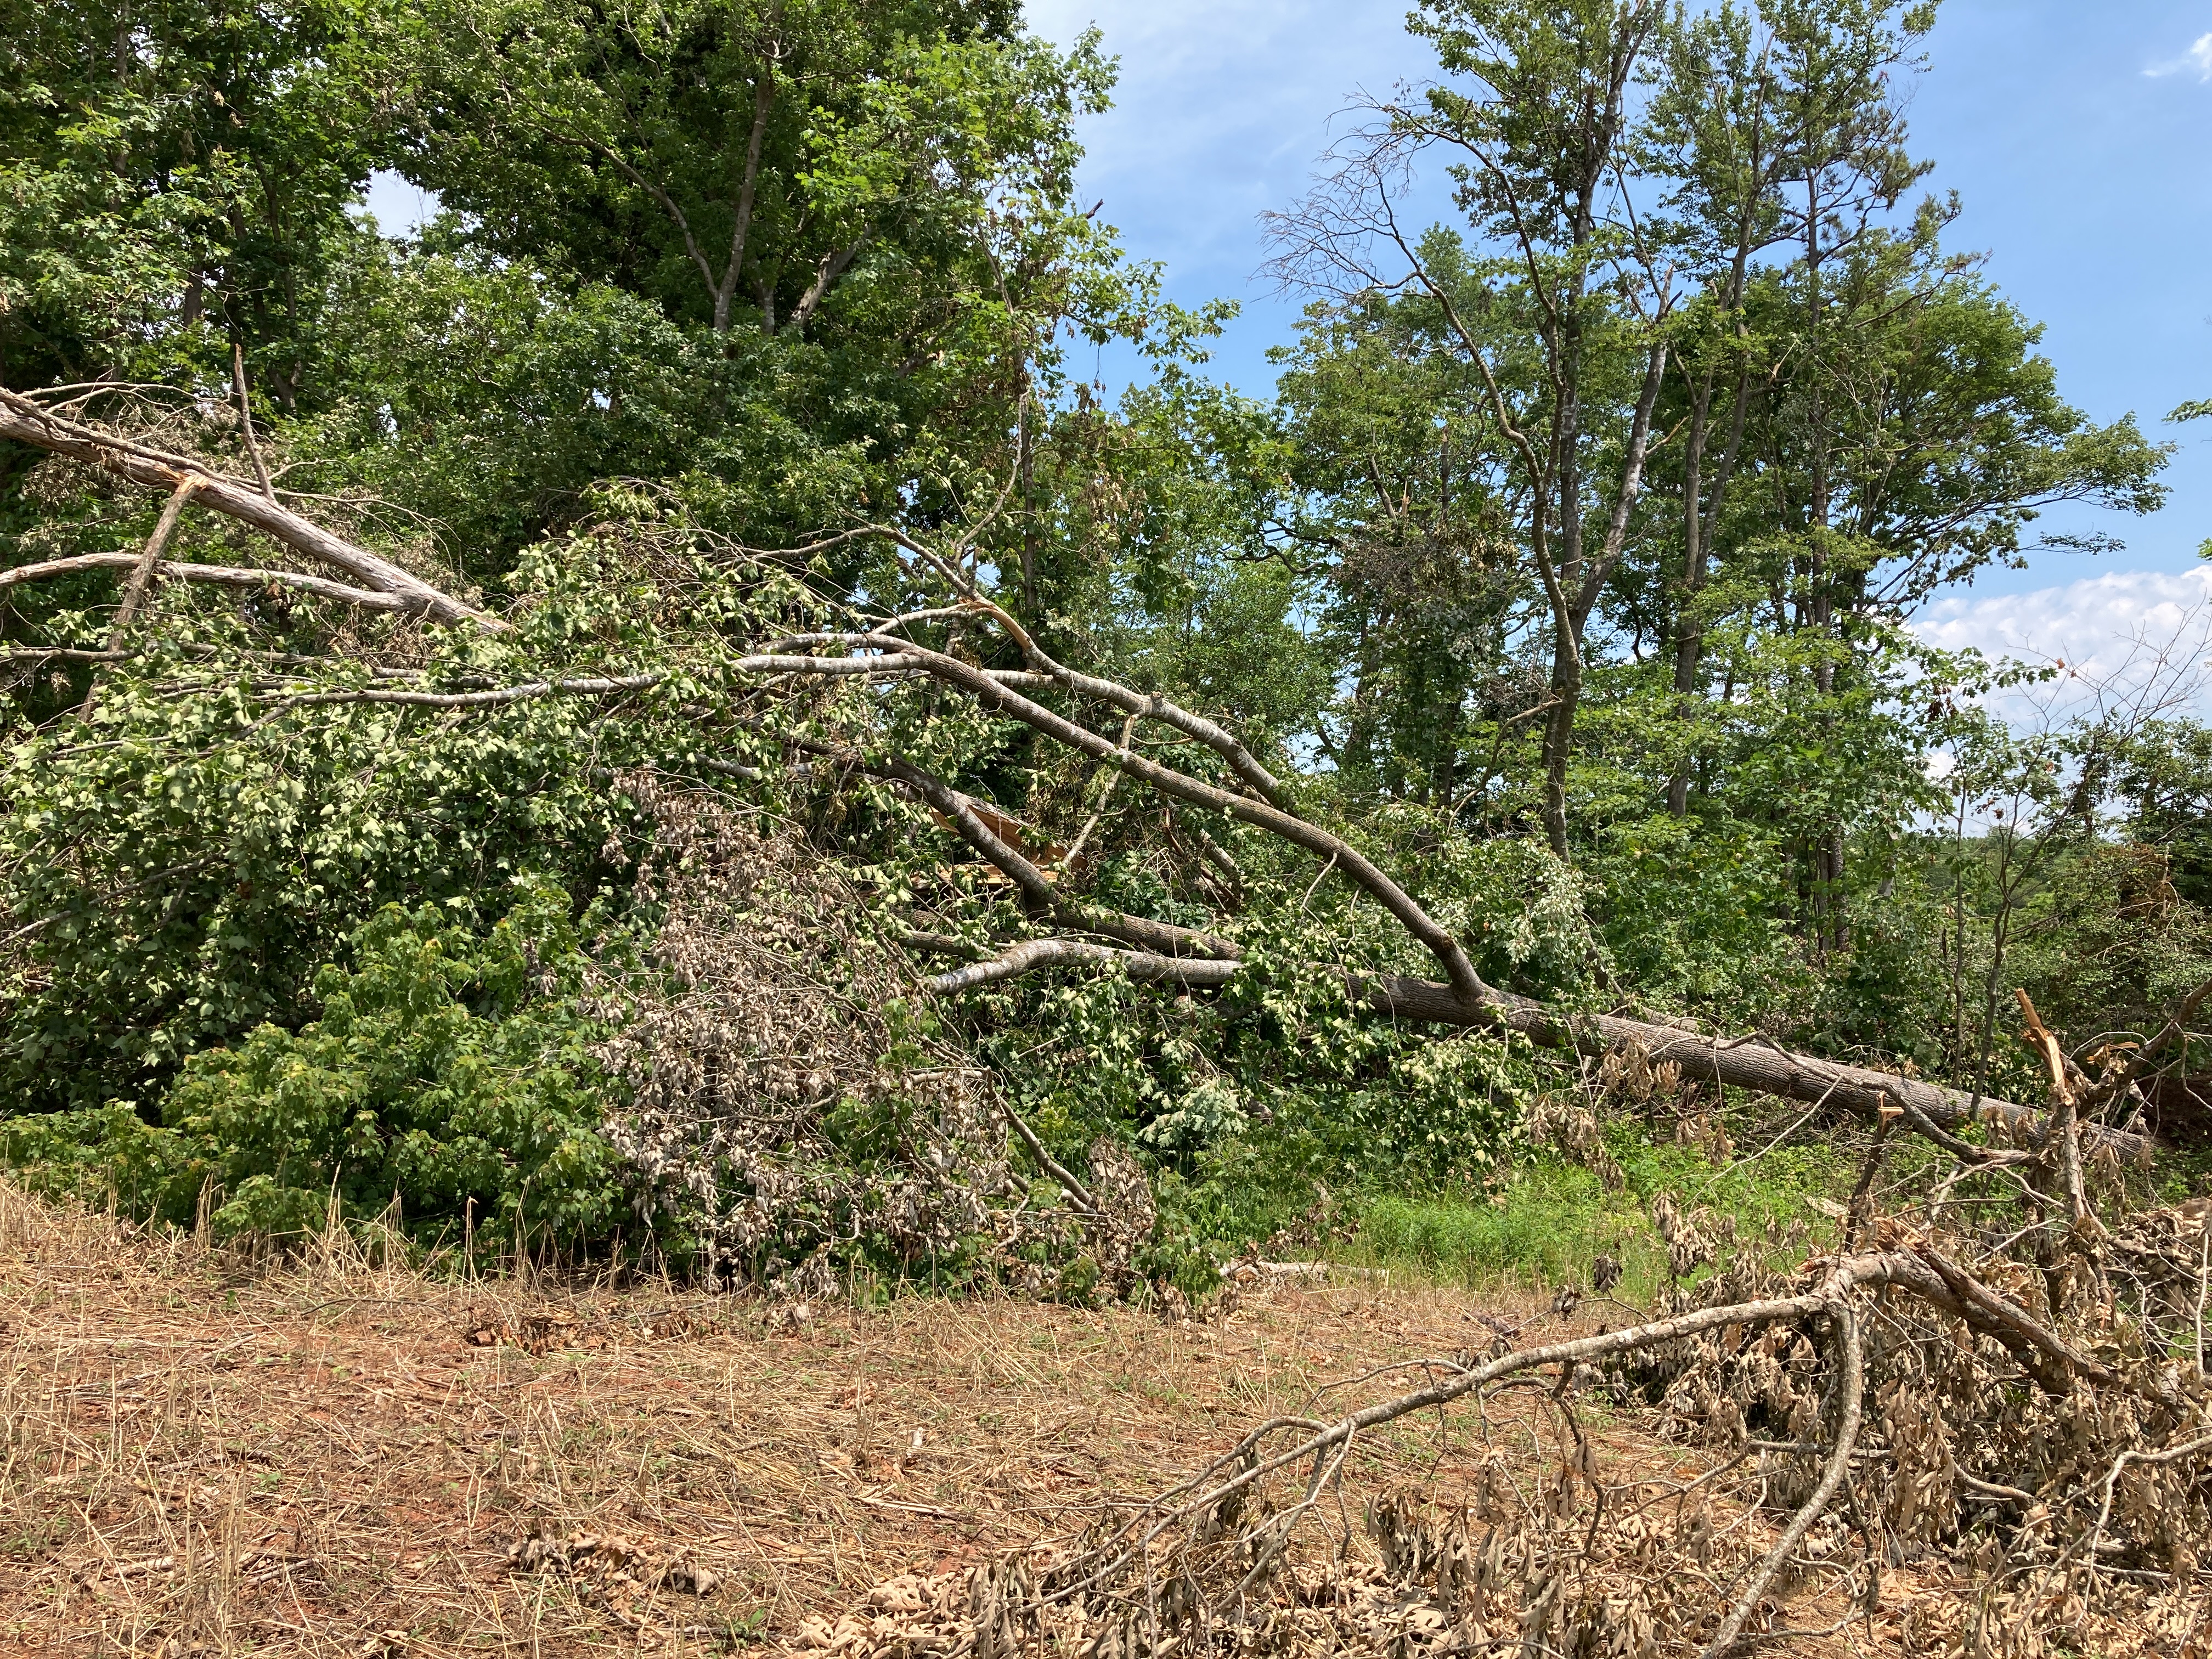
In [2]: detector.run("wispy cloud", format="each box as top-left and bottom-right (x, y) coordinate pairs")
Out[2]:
(2145, 30), (2212, 80)
(1919, 567), (2212, 670)
(1916, 567), (2212, 725)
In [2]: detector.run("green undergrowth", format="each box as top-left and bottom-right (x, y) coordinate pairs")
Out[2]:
(1337, 1136), (1856, 1306)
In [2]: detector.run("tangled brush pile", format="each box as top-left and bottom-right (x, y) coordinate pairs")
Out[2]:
(589, 773), (1141, 1296)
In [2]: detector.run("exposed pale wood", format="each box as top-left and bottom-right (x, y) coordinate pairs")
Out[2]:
(924, 938), (1241, 995)
(0, 391), (495, 628)
(0, 551), (421, 613)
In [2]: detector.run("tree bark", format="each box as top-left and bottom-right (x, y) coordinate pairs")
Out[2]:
(1353, 969), (2148, 1159)
(1666, 359), (1751, 816)
(1538, 342), (1668, 855)
(0, 551), (429, 613)
(712, 63), (778, 334)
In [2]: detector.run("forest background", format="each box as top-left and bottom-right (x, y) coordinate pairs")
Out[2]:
(3, 0), (2209, 1294)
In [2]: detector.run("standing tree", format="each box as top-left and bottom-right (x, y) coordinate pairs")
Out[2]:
(1268, 0), (1678, 859)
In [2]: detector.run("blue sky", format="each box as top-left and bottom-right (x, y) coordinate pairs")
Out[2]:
(1019, 0), (2212, 683)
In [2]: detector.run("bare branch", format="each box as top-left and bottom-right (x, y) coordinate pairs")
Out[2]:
(107, 477), (202, 645)
(0, 552), (426, 614)
(80, 478), (204, 723)
(785, 241), (862, 335)
(738, 651), (934, 677)
(1697, 1301), (1863, 1659)
(1054, 1252), (1911, 1603)
(1002, 1105), (1096, 1214)
(276, 674), (665, 710)
(837, 538), (1296, 809)
(873, 752), (1238, 961)
(0, 390), (496, 628)
(764, 631), (1487, 1005)
(924, 938), (1243, 995)
(230, 341), (275, 503)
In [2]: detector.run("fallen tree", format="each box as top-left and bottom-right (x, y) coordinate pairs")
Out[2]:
(791, 1198), (2212, 1656)
(0, 388), (2161, 1166)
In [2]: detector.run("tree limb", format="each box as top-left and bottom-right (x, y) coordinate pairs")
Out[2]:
(758, 633), (1487, 1005)
(1002, 1104), (1097, 1214)
(1357, 971), (2155, 1163)
(822, 539), (1296, 810)
(924, 938), (1243, 995)
(0, 552), (429, 613)
(872, 752), (1238, 961)
(1697, 1300), (1863, 1659)
(0, 391), (496, 628)
(276, 674), (665, 710)
(107, 478), (203, 644)
(1053, 1252), (1913, 1605)
(785, 241), (861, 335)
(230, 341), (275, 503)
(743, 635), (2145, 1158)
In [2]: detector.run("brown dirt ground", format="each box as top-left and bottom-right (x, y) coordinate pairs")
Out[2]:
(0, 1187), (1947, 1657)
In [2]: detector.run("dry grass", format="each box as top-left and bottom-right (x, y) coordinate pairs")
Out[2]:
(0, 1184), (1981, 1658)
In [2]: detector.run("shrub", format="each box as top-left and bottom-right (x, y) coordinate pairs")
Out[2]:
(4, 887), (625, 1256)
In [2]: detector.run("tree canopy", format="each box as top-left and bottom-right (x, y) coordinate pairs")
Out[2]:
(0, 0), (2190, 1227)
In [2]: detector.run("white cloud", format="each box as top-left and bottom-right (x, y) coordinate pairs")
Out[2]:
(2145, 30), (2212, 80)
(1918, 566), (2212, 672)
(1915, 567), (2212, 725)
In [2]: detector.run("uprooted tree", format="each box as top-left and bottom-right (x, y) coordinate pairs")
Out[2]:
(4, 387), (2211, 1653)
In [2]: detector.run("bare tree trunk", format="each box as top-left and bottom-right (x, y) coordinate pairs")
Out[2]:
(711, 60), (777, 334)
(1539, 342), (1667, 857)
(1539, 637), (1581, 858)
(1666, 353), (1751, 816)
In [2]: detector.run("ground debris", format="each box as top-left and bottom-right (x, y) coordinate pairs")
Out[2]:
(463, 1302), (718, 1353)
(788, 1527), (1675, 1659)
(506, 1527), (721, 1596)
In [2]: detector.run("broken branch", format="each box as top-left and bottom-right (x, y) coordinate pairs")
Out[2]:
(924, 938), (1243, 995)
(0, 389), (496, 628)
(0, 552), (427, 614)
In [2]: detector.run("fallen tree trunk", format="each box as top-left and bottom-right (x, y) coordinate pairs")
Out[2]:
(0, 390), (497, 629)
(736, 610), (2166, 1162)
(1358, 971), (2157, 1163)
(912, 933), (2151, 1161)
(0, 411), (2156, 1163)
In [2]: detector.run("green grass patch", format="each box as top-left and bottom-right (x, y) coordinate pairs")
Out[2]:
(1350, 1169), (1617, 1291)
(1342, 1132), (1857, 1304)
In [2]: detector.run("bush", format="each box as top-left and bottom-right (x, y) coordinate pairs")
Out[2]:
(4, 888), (625, 1256)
